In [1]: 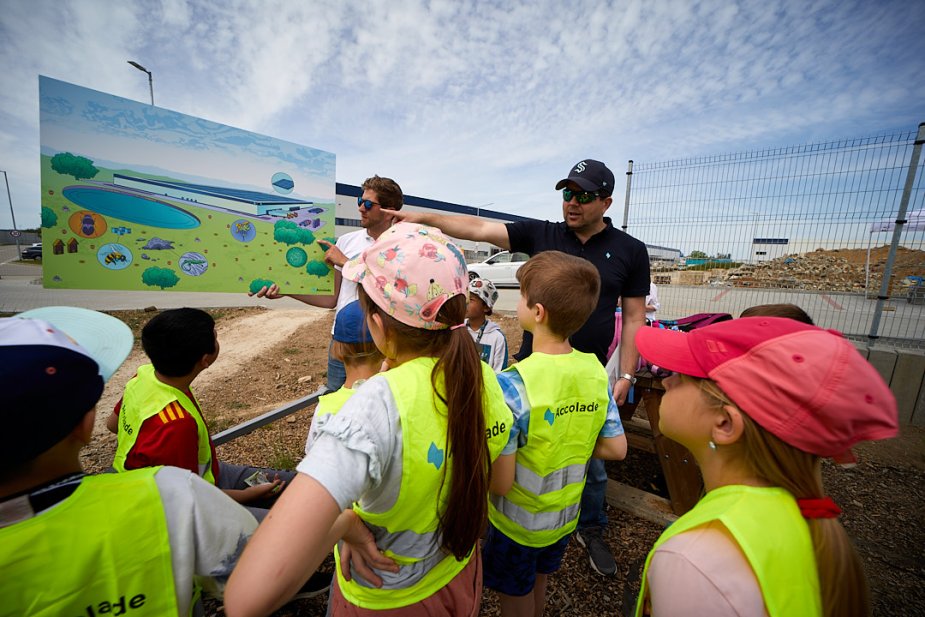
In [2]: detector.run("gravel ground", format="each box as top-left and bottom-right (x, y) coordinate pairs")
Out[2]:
(81, 308), (925, 616)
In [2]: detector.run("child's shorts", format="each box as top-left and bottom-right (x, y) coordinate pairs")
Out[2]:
(482, 522), (571, 596)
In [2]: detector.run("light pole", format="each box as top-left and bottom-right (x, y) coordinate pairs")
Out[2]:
(127, 60), (154, 105)
(1, 169), (21, 260)
(475, 202), (494, 258)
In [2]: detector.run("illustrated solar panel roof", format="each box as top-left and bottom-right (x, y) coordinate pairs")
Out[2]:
(114, 174), (312, 205)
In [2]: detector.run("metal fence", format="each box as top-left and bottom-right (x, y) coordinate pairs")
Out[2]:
(624, 124), (925, 348)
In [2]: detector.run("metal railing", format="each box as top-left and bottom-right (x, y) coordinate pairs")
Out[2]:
(211, 388), (324, 445)
(625, 123), (925, 347)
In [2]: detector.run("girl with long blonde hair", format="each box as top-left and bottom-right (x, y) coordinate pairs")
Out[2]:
(633, 317), (898, 617)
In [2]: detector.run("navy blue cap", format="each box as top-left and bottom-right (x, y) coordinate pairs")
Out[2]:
(333, 301), (374, 344)
(555, 159), (615, 196)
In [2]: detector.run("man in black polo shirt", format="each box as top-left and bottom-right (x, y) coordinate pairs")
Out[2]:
(391, 159), (650, 577)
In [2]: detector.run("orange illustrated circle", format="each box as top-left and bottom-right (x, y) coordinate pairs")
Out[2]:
(68, 211), (107, 239)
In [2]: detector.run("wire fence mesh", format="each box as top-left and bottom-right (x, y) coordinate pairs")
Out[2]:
(626, 125), (925, 348)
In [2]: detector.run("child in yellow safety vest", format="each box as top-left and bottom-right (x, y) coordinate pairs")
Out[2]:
(484, 251), (628, 617)
(633, 317), (899, 617)
(0, 307), (258, 616)
(226, 222), (516, 616)
(306, 300), (384, 451)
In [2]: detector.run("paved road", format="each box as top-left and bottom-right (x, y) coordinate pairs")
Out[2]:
(493, 284), (925, 345)
(0, 245), (310, 313)
(4, 245), (922, 344)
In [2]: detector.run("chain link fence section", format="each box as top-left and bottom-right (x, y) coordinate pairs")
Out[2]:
(624, 125), (925, 348)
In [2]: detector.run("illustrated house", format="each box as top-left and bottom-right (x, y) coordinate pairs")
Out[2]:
(67, 238), (79, 254)
(53, 239), (65, 255)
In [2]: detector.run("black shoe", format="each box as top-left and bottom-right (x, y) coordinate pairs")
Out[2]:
(290, 571), (332, 600)
(575, 527), (617, 576)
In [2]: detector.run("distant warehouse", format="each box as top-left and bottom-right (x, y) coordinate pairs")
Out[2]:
(647, 243), (682, 268)
(334, 182), (680, 265)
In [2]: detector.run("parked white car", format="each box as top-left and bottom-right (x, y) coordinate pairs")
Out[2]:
(467, 251), (530, 287)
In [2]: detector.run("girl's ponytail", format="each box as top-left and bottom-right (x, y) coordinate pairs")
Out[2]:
(433, 296), (488, 559)
(358, 289), (490, 560)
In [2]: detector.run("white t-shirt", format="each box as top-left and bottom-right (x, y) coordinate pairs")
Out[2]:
(646, 520), (768, 616)
(334, 229), (376, 315)
(0, 467), (258, 616)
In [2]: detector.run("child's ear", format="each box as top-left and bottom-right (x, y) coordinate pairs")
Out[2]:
(72, 407), (97, 445)
(533, 302), (546, 324)
(712, 404), (745, 447)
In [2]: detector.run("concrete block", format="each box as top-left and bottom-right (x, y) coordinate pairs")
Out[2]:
(867, 348), (898, 385)
(890, 352), (925, 425)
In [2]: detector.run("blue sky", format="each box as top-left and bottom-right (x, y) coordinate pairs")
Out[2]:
(1, 0), (923, 229)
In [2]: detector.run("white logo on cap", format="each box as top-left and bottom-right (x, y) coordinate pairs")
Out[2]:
(574, 161), (587, 173)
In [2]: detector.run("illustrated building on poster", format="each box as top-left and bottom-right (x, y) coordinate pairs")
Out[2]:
(39, 76), (336, 294)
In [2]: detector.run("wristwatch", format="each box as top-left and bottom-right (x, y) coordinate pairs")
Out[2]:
(619, 373), (637, 385)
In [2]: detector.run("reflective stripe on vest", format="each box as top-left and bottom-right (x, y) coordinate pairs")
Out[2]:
(0, 468), (183, 616)
(335, 357), (512, 609)
(113, 364), (215, 484)
(489, 350), (609, 547)
(635, 485), (821, 617)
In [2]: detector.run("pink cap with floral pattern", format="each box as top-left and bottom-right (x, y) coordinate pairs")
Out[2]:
(341, 222), (469, 329)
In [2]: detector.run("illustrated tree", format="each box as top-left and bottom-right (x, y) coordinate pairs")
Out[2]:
(273, 220), (315, 245)
(141, 267), (180, 290)
(249, 278), (275, 294)
(50, 152), (99, 181)
(41, 206), (58, 228)
(306, 260), (330, 277)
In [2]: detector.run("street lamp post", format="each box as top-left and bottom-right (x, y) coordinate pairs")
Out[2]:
(1, 169), (21, 260)
(127, 60), (154, 105)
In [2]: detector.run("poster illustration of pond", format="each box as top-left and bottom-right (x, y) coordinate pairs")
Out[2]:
(39, 76), (335, 294)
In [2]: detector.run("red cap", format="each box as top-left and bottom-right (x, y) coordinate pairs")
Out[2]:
(635, 317), (898, 457)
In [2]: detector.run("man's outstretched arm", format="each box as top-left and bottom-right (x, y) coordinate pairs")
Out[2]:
(389, 210), (511, 250)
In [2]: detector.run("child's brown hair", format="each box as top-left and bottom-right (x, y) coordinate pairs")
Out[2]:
(331, 340), (384, 369)
(740, 303), (814, 325)
(516, 251), (600, 339)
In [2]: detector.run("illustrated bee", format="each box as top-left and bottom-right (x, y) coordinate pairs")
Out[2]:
(105, 251), (126, 265)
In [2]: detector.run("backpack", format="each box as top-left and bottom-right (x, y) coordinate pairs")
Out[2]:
(652, 312), (732, 332)
(644, 313), (732, 377)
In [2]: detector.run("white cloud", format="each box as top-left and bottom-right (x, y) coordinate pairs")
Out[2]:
(1, 0), (923, 227)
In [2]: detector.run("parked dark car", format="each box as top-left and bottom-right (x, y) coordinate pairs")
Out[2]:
(22, 244), (42, 260)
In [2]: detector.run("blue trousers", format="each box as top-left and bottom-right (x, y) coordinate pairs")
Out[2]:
(578, 458), (608, 529)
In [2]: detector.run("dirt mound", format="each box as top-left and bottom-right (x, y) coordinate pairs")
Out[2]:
(725, 246), (925, 293)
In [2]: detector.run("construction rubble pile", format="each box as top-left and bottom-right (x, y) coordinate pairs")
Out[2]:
(714, 247), (924, 294)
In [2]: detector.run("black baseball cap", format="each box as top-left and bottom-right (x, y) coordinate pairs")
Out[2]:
(555, 159), (615, 196)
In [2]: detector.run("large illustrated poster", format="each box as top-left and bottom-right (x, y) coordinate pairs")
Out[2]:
(39, 76), (335, 294)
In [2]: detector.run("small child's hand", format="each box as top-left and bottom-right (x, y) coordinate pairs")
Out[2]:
(339, 511), (399, 586)
(242, 477), (285, 501)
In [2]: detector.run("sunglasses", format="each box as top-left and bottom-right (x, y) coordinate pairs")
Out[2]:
(357, 197), (381, 210)
(562, 188), (601, 204)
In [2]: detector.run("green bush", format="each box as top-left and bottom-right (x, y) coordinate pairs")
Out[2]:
(141, 267), (180, 289)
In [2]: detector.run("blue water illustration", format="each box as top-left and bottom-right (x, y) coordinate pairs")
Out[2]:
(63, 186), (200, 229)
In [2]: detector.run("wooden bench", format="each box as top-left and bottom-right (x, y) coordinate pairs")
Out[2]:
(605, 372), (704, 526)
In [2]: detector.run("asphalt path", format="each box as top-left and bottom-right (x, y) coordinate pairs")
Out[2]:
(3, 245), (922, 344)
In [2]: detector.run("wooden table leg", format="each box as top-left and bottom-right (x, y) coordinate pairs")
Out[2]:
(641, 388), (703, 516)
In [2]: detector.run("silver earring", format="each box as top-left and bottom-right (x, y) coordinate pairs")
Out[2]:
(708, 440), (717, 451)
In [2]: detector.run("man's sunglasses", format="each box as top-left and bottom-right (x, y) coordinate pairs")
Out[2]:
(357, 197), (381, 210)
(562, 188), (601, 204)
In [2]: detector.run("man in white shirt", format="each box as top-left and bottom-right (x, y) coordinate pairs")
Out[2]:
(252, 175), (403, 390)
